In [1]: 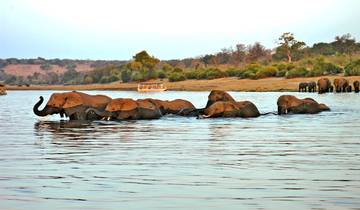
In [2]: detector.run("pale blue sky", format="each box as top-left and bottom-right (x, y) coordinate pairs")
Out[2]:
(1, 0), (359, 60)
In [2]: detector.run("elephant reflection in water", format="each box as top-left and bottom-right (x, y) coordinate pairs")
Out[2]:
(34, 120), (141, 143)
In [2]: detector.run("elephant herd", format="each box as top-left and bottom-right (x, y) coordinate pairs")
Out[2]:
(33, 90), (331, 121)
(299, 78), (360, 94)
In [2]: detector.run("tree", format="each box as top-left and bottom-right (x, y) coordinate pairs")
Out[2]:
(133, 51), (160, 80)
(277, 32), (306, 63)
(247, 42), (268, 62)
(332, 33), (359, 60)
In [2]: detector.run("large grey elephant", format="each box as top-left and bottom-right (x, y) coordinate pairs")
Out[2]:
(33, 91), (112, 120)
(277, 95), (330, 115)
(334, 78), (349, 93)
(317, 78), (332, 94)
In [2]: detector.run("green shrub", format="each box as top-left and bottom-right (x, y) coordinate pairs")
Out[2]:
(310, 61), (342, 76)
(157, 70), (167, 79)
(255, 66), (278, 79)
(100, 76), (110, 83)
(172, 67), (183, 73)
(344, 59), (360, 76)
(185, 71), (198, 79)
(276, 69), (287, 77)
(132, 72), (145, 81)
(169, 73), (186, 82)
(205, 68), (225, 80)
(83, 75), (94, 84)
(121, 70), (132, 83)
(286, 67), (309, 78)
(195, 69), (208, 80)
(225, 68), (243, 77)
(240, 64), (262, 79)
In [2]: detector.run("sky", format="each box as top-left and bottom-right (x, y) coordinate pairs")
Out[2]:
(1, 0), (360, 60)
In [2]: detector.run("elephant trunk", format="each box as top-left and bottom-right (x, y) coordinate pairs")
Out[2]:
(33, 96), (49, 117)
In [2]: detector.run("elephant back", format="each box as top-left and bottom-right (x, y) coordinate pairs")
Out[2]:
(106, 98), (137, 112)
(136, 99), (158, 110)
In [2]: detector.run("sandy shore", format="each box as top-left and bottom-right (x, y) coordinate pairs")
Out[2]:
(6, 76), (360, 92)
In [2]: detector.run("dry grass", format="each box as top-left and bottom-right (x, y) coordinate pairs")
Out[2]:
(7, 76), (360, 92)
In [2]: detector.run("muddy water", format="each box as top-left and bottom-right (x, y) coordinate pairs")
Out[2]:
(0, 91), (359, 210)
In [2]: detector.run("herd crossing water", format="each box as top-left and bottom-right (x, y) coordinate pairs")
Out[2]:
(0, 90), (359, 210)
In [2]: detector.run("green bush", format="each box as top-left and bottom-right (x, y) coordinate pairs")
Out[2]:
(344, 59), (360, 76)
(121, 70), (132, 83)
(255, 66), (278, 79)
(157, 70), (167, 79)
(240, 64), (262, 79)
(132, 72), (145, 81)
(185, 71), (198, 79)
(276, 69), (287, 77)
(309, 61), (342, 76)
(286, 67), (309, 78)
(205, 68), (225, 80)
(172, 67), (183, 73)
(225, 68), (243, 77)
(83, 75), (94, 84)
(100, 76), (110, 83)
(169, 73), (186, 82)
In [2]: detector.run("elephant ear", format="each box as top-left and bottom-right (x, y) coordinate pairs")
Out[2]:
(63, 92), (83, 109)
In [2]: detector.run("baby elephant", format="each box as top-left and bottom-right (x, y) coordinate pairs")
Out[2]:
(277, 95), (330, 115)
(201, 101), (260, 118)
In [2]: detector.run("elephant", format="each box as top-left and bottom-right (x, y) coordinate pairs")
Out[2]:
(200, 100), (260, 118)
(333, 78), (349, 93)
(86, 98), (162, 120)
(198, 90), (261, 118)
(307, 81), (317, 92)
(204, 90), (235, 109)
(277, 95), (330, 115)
(354, 81), (360, 93)
(298, 82), (308, 92)
(0, 84), (6, 95)
(346, 85), (352, 92)
(33, 91), (112, 120)
(317, 78), (331, 94)
(145, 98), (196, 116)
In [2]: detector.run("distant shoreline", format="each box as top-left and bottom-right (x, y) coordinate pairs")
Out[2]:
(6, 76), (360, 92)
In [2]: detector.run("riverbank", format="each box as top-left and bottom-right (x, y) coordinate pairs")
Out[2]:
(6, 76), (360, 92)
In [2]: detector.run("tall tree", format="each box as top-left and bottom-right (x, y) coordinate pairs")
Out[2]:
(332, 33), (359, 60)
(133, 51), (160, 80)
(277, 32), (306, 63)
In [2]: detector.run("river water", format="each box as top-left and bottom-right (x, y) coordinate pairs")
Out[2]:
(0, 90), (359, 210)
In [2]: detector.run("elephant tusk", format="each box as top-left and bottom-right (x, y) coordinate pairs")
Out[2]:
(285, 109), (288, 114)
(107, 117), (110, 121)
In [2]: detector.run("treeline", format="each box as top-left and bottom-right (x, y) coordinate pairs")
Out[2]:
(0, 58), (126, 69)
(1, 33), (360, 85)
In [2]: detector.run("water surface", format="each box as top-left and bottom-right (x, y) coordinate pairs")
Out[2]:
(0, 91), (359, 210)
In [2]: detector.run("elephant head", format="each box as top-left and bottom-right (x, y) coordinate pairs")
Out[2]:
(33, 91), (111, 120)
(205, 90), (235, 108)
